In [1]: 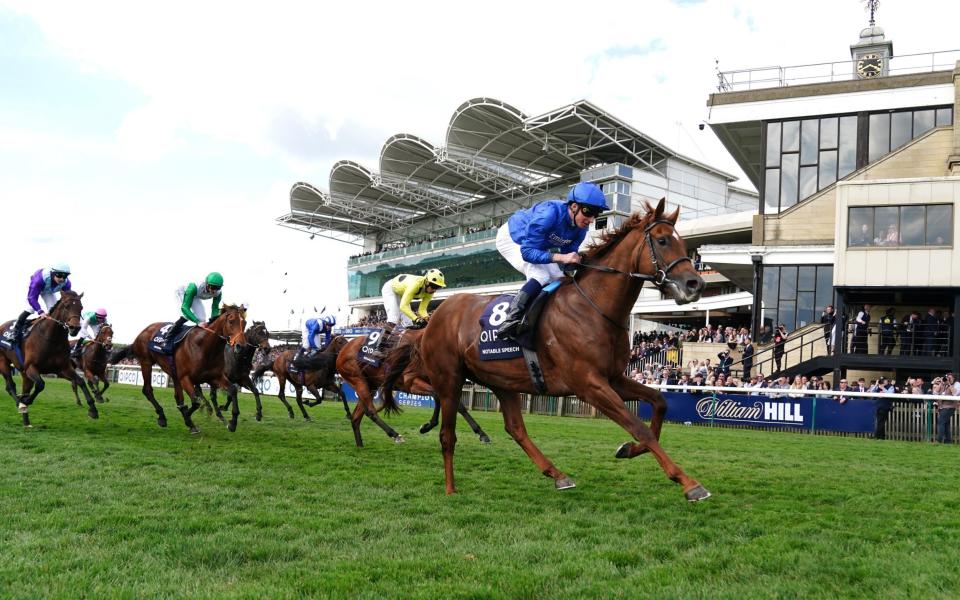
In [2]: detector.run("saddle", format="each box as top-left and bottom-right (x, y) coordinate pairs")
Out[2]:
(146, 323), (195, 355)
(290, 350), (330, 372)
(0, 319), (38, 355)
(357, 326), (406, 368)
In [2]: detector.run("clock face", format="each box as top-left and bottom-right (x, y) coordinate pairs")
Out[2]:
(857, 53), (883, 79)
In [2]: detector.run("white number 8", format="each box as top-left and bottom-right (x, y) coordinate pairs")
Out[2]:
(488, 301), (511, 327)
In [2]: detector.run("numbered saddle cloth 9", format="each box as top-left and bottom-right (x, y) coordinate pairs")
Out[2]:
(477, 295), (524, 361)
(357, 328), (386, 368)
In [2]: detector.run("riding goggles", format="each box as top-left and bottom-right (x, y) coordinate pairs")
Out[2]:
(579, 205), (603, 218)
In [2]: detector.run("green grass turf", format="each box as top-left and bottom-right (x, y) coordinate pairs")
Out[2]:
(1, 379), (958, 599)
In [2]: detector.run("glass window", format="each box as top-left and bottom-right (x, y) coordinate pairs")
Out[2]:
(778, 300), (797, 332)
(926, 205), (953, 245)
(618, 165), (633, 178)
(764, 169), (780, 214)
(874, 206), (900, 247)
(801, 119), (819, 164)
(838, 116), (858, 178)
(848, 207), (874, 247)
(914, 110), (935, 137)
(936, 108), (953, 127)
(899, 205), (925, 246)
(762, 267), (780, 329)
(782, 121), (799, 152)
(820, 117), (838, 149)
(797, 292), (815, 328)
(890, 112), (912, 151)
(799, 166), (818, 200)
(869, 114), (890, 163)
(815, 266), (834, 314)
(779, 266), (797, 300)
(766, 122), (781, 167)
(819, 150), (837, 187)
(780, 154), (799, 209)
(798, 266), (816, 291)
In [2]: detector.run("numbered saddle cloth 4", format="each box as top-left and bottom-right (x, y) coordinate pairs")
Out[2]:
(147, 323), (195, 355)
(0, 319), (37, 351)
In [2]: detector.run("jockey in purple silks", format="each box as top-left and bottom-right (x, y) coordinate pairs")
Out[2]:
(13, 263), (73, 343)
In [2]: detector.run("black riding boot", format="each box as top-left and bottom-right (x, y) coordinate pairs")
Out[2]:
(166, 316), (187, 343)
(72, 341), (84, 360)
(293, 347), (307, 367)
(12, 310), (31, 343)
(497, 291), (534, 340)
(371, 322), (396, 357)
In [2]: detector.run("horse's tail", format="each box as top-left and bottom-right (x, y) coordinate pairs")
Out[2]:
(108, 345), (134, 365)
(380, 340), (423, 416)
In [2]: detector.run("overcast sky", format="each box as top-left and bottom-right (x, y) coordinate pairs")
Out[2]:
(1, 0), (956, 342)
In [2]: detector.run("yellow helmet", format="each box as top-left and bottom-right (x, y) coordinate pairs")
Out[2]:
(424, 268), (446, 288)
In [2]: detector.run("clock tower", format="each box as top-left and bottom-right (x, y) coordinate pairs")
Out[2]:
(850, 0), (893, 80)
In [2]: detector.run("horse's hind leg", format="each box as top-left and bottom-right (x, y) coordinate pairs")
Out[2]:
(458, 402), (491, 444)
(275, 376), (296, 419)
(495, 388), (573, 490)
(225, 382), (240, 432)
(65, 366), (98, 420)
(71, 377), (82, 406)
(583, 379), (709, 502)
(610, 375), (667, 441)
(0, 360), (18, 401)
(304, 384), (323, 407)
(201, 386), (226, 423)
(334, 384), (350, 419)
(139, 364), (167, 428)
(292, 384), (311, 421)
(176, 378), (201, 434)
(420, 403), (440, 434)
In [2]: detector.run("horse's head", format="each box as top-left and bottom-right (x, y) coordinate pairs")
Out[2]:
(214, 304), (247, 347)
(98, 324), (114, 351)
(640, 198), (703, 304)
(246, 320), (271, 350)
(51, 290), (84, 335)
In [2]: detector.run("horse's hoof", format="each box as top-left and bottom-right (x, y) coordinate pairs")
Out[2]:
(287, 413), (295, 420)
(615, 442), (633, 459)
(479, 434), (491, 444)
(227, 421), (237, 433)
(555, 477), (577, 490)
(88, 410), (99, 420)
(76, 401), (82, 407)
(255, 413), (263, 422)
(189, 427), (201, 435)
(217, 416), (226, 424)
(17, 403), (28, 414)
(419, 423), (434, 434)
(685, 485), (711, 502)
(24, 424), (32, 429)
(394, 435), (406, 444)
(157, 418), (167, 428)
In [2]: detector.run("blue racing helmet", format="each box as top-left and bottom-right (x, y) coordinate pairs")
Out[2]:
(321, 315), (336, 327)
(567, 182), (608, 211)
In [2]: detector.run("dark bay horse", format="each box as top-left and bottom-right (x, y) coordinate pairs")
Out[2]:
(71, 323), (114, 405)
(110, 305), (247, 433)
(252, 335), (350, 421)
(203, 321), (272, 422)
(384, 199), (711, 501)
(0, 290), (99, 427)
(336, 328), (491, 447)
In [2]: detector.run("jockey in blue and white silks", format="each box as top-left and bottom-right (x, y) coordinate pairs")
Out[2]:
(294, 314), (336, 365)
(13, 262), (73, 342)
(495, 182), (608, 338)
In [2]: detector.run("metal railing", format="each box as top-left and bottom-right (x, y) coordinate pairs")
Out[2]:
(717, 49), (960, 92)
(348, 227), (499, 266)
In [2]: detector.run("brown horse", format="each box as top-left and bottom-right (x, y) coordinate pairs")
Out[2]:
(336, 328), (491, 447)
(71, 323), (114, 405)
(110, 305), (247, 433)
(384, 199), (711, 501)
(252, 335), (350, 421)
(202, 320), (272, 422)
(0, 290), (99, 427)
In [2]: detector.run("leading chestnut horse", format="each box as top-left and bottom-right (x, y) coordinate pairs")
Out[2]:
(384, 199), (710, 501)
(336, 328), (491, 447)
(0, 290), (98, 427)
(111, 305), (247, 433)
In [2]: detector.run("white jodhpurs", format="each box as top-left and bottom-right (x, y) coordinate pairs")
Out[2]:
(381, 281), (414, 327)
(495, 223), (563, 286)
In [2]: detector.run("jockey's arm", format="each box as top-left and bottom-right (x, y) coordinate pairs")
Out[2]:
(520, 211), (556, 264)
(398, 281), (421, 321)
(210, 293), (222, 319)
(305, 320), (321, 350)
(26, 270), (44, 313)
(416, 291), (434, 319)
(180, 283), (202, 324)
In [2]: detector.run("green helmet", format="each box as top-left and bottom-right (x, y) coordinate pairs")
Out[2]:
(205, 272), (224, 287)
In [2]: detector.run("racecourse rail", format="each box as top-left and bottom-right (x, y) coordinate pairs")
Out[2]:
(102, 365), (958, 444)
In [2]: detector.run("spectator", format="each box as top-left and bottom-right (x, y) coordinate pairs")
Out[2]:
(821, 305), (836, 354)
(923, 308), (939, 356)
(878, 308), (897, 355)
(716, 350), (733, 378)
(874, 378), (895, 440)
(851, 305), (871, 354)
(741, 337), (754, 379)
(836, 378), (851, 405)
(773, 324), (787, 373)
(938, 373), (959, 444)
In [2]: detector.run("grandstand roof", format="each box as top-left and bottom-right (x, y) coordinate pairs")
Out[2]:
(278, 97), (741, 243)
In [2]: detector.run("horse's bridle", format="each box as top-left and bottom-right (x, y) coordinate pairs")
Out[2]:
(572, 219), (693, 330)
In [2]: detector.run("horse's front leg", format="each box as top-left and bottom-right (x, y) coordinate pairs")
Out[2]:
(292, 383), (311, 421)
(223, 379), (240, 432)
(610, 374), (667, 441)
(176, 377), (201, 434)
(99, 377), (110, 402)
(17, 365), (45, 428)
(578, 377), (709, 502)
(242, 376), (263, 422)
(275, 375), (295, 419)
(65, 365), (99, 420)
(202, 385), (226, 423)
(495, 388), (573, 490)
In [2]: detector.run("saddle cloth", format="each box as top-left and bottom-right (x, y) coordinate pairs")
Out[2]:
(146, 323), (195, 355)
(0, 320), (37, 353)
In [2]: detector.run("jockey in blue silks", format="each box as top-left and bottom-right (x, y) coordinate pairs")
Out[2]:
(494, 182), (608, 339)
(294, 314), (336, 364)
(13, 262), (73, 343)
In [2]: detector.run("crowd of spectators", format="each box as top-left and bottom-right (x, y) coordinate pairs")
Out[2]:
(349, 224), (499, 260)
(843, 305), (954, 356)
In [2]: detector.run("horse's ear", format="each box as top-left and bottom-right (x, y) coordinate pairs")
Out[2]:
(655, 197), (666, 220)
(666, 203), (680, 224)
(78, 291), (84, 299)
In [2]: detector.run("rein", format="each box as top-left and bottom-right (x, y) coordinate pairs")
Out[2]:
(573, 218), (693, 330)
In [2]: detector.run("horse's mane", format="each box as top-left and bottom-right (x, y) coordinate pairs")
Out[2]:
(209, 304), (246, 324)
(48, 289), (80, 314)
(580, 204), (656, 262)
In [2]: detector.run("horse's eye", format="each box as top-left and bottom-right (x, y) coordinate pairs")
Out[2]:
(657, 237), (667, 246)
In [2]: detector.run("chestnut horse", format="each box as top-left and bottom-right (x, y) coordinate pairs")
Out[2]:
(0, 290), (99, 427)
(384, 200), (711, 501)
(110, 305), (247, 433)
(336, 328), (491, 447)
(202, 321), (271, 422)
(252, 335), (350, 421)
(71, 323), (114, 405)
